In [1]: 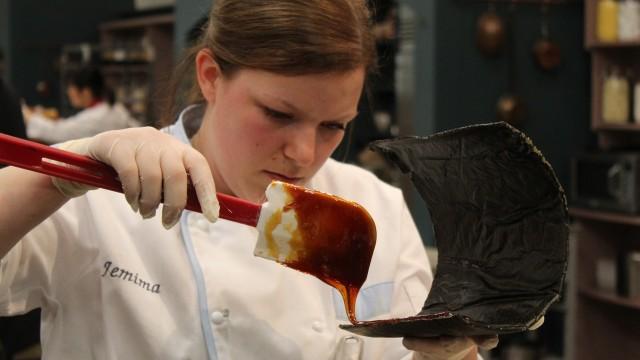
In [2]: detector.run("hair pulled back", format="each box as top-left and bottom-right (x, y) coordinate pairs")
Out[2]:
(162, 0), (377, 125)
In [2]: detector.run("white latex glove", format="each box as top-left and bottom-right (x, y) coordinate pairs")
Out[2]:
(52, 127), (219, 228)
(404, 335), (499, 360)
(528, 316), (545, 330)
(404, 315), (544, 360)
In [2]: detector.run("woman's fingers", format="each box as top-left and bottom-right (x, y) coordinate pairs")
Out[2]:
(160, 148), (188, 229)
(57, 127), (217, 229)
(403, 336), (475, 360)
(183, 150), (219, 223)
(100, 136), (141, 212)
(471, 335), (499, 350)
(135, 142), (163, 218)
(528, 316), (545, 330)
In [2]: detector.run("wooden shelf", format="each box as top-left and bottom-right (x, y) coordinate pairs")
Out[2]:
(99, 14), (174, 31)
(469, 0), (579, 4)
(98, 13), (174, 127)
(569, 207), (640, 226)
(587, 40), (640, 49)
(576, 2), (640, 358)
(579, 287), (640, 310)
(101, 64), (151, 74)
(593, 123), (640, 132)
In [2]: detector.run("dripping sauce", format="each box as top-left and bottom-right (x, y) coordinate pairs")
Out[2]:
(263, 184), (376, 324)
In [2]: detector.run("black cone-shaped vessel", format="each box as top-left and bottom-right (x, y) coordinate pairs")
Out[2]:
(341, 122), (569, 337)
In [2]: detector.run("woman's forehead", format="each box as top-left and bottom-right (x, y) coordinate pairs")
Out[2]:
(231, 68), (364, 115)
(230, 67), (365, 96)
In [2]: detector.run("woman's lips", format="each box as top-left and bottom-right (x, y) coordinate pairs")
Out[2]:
(263, 170), (303, 184)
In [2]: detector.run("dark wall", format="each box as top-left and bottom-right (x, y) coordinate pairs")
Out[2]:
(0, 0), (10, 75)
(174, 0), (211, 57)
(434, 1), (593, 189)
(402, 0), (593, 245)
(6, 0), (133, 105)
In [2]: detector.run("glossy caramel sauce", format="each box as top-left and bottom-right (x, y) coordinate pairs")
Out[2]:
(265, 210), (284, 260)
(263, 184), (376, 324)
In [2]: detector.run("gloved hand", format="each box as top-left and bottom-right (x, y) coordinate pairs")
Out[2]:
(528, 316), (545, 330)
(404, 335), (499, 360)
(52, 127), (219, 229)
(403, 315), (544, 360)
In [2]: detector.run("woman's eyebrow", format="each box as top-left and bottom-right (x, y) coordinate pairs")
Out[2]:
(254, 94), (358, 122)
(271, 97), (300, 114)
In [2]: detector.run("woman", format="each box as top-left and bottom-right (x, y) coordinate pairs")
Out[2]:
(22, 66), (136, 144)
(0, 1), (496, 359)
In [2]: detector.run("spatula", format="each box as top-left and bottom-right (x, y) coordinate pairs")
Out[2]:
(0, 133), (376, 324)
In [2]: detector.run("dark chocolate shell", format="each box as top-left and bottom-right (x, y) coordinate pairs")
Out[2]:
(341, 122), (568, 338)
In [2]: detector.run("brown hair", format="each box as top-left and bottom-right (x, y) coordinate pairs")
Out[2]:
(161, 0), (377, 126)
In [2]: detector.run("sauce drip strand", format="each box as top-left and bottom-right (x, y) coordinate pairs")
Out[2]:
(264, 183), (376, 324)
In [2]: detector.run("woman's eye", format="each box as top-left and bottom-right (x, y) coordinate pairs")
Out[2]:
(323, 122), (347, 131)
(263, 106), (293, 121)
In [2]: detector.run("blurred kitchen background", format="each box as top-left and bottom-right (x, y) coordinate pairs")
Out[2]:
(2, 0), (640, 359)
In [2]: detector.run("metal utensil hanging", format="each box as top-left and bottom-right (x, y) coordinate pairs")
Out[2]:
(476, 2), (506, 56)
(497, 2), (525, 125)
(532, 2), (561, 71)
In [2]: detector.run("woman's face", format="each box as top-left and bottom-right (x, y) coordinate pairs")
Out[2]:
(66, 85), (92, 109)
(194, 67), (364, 203)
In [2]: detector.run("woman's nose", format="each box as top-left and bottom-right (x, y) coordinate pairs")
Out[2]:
(283, 127), (316, 166)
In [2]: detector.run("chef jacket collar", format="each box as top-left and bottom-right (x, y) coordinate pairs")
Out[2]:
(165, 104), (205, 145)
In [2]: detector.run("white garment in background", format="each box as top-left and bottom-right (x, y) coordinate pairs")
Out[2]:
(26, 102), (138, 144)
(0, 106), (433, 360)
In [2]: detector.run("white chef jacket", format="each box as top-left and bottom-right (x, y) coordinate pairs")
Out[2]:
(0, 105), (433, 360)
(26, 102), (138, 144)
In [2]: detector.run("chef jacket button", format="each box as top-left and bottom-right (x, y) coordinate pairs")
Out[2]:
(211, 311), (225, 325)
(311, 321), (323, 332)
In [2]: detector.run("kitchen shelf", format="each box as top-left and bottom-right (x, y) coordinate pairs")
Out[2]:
(587, 40), (640, 49)
(592, 123), (640, 132)
(579, 287), (640, 311)
(98, 13), (174, 126)
(573, 2), (640, 358)
(569, 207), (640, 226)
(101, 64), (151, 74)
(98, 14), (173, 32)
(469, 0), (579, 5)
(587, 48), (640, 148)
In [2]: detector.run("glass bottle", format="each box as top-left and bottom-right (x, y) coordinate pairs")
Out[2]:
(602, 68), (630, 124)
(633, 80), (640, 123)
(618, 0), (640, 41)
(597, 0), (619, 42)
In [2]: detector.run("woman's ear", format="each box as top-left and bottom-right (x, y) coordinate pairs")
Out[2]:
(195, 49), (221, 103)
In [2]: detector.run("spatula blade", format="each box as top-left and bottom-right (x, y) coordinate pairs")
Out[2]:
(254, 181), (377, 323)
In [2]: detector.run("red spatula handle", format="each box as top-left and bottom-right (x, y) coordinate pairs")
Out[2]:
(0, 133), (261, 227)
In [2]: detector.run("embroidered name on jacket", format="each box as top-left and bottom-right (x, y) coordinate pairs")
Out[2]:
(101, 260), (161, 294)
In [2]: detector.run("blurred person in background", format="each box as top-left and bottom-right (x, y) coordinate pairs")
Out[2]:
(22, 66), (138, 144)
